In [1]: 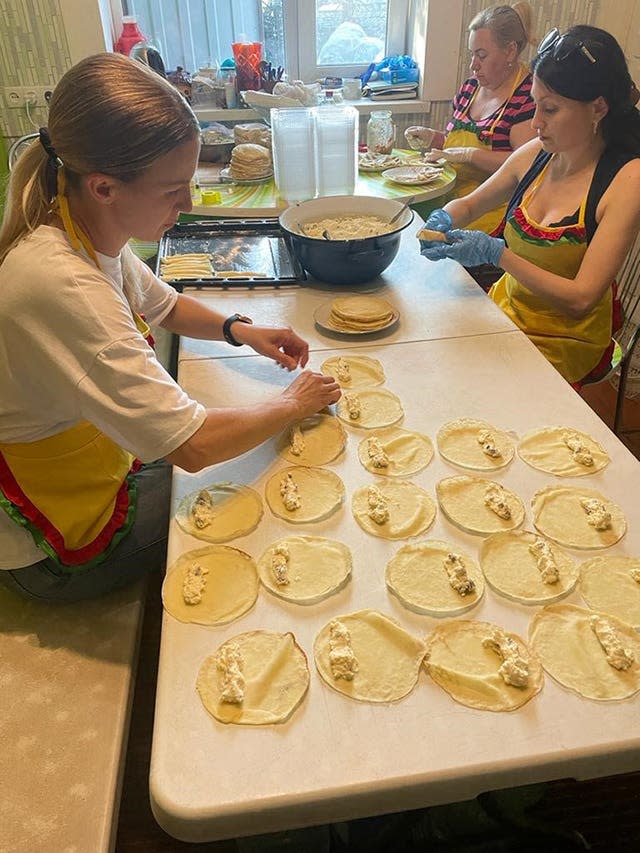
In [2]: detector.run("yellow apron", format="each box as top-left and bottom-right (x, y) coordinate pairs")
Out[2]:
(445, 65), (529, 234)
(490, 160), (613, 384)
(0, 183), (153, 570)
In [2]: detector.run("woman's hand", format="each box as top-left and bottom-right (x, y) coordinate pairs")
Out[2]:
(233, 323), (310, 370)
(280, 371), (341, 419)
(404, 126), (445, 151)
(420, 229), (505, 268)
(426, 147), (474, 164)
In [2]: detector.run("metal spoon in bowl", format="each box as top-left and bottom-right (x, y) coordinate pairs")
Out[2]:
(388, 195), (415, 225)
(322, 229), (332, 240)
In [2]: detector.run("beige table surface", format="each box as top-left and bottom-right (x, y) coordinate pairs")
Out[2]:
(150, 329), (640, 843)
(177, 215), (515, 363)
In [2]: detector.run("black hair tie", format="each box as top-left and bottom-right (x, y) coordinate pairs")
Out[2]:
(38, 127), (63, 170)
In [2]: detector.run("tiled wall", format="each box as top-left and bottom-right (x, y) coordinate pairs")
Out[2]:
(0, 0), (614, 149)
(1, 0), (71, 139)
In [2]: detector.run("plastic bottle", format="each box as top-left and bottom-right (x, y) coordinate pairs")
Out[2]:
(114, 16), (147, 56)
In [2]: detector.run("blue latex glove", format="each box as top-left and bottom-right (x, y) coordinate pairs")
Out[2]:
(424, 208), (453, 234)
(420, 228), (505, 268)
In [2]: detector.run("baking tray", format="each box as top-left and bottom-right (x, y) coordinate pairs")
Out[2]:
(156, 219), (306, 289)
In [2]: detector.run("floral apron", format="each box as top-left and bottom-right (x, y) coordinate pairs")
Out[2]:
(489, 160), (613, 384)
(445, 65), (529, 234)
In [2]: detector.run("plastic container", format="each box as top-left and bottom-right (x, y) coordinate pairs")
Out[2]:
(366, 110), (396, 155)
(271, 108), (316, 203)
(314, 105), (358, 197)
(114, 16), (147, 56)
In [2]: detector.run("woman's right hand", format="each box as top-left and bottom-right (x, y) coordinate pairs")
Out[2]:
(281, 371), (341, 419)
(404, 126), (437, 150)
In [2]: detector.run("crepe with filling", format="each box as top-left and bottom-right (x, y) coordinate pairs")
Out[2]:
(320, 354), (385, 388)
(162, 545), (258, 625)
(579, 555), (640, 629)
(436, 475), (525, 536)
(531, 485), (626, 549)
(529, 604), (640, 701)
(357, 427), (434, 476)
(352, 479), (436, 539)
(276, 414), (346, 466)
(314, 609), (426, 702)
(386, 539), (484, 616)
(175, 482), (263, 542)
(479, 530), (578, 605)
(264, 465), (344, 523)
(424, 620), (543, 711)
(437, 418), (515, 471)
(196, 631), (309, 724)
(257, 535), (352, 604)
(517, 426), (610, 476)
(336, 387), (404, 430)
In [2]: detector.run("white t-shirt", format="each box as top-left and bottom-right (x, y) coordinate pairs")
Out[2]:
(0, 225), (206, 568)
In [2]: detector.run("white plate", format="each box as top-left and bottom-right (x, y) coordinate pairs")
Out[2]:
(219, 166), (274, 185)
(314, 300), (400, 337)
(358, 154), (405, 173)
(381, 166), (444, 186)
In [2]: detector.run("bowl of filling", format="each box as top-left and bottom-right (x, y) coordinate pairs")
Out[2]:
(199, 124), (235, 163)
(279, 195), (414, 285)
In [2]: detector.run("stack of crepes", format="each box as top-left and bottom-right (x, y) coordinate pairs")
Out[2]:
(229, 143), (272, 180)
(234, 123), (272, 149)
(329, 295), (396, 331)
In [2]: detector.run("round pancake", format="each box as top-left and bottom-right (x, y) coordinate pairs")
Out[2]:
(357, 427), (434, 476)
(578, 555), (640, 629)
(336, 387), (404, 430)
(175, 482), (263, 543)
(257, 535), (352, 604)
(276, 414), (346, 466)
(531, 485), (626, 549)
(518, 426), (610, 476)
(264, 465), (344, 524)
(436, 475), (525, 536)
(437, 417), (515, 471)
(352, 479), (436, 539)
(320, 354), (385, 388)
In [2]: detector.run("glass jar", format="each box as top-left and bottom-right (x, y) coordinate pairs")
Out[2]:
(366, 110), (396, 155)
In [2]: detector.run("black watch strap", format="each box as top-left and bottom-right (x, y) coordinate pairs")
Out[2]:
(222, 313), (253, 346)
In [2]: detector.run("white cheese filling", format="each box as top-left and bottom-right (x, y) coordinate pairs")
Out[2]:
(477, 429), (502, 458)
(344, 392), (361, 420)
(280, 471), (301, 511)
(367, 436), (390, 468)
(589, 616), (635, 671)
(271, 543), (291, 586)
(443, 552), (476, 596)
(367, 484), (389, 525)
(482, 628), (530, 688)
(335, 357), (351, 384)
(580, 498), (611, 530)
(563, 432), (594, 466)
(529, 537), (560, 584)
(216, 643), (245, 704)
(182, 560), (209, 605)
(191, 488), (215, 529)
(328, 619), (359, 680)
(484, 484), (512, 519)
(289, 424), (306, 456)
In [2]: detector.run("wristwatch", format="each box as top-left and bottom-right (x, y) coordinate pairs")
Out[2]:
(222, 313), (253, 346)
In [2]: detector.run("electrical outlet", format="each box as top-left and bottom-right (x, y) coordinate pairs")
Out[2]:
(4, 86), (53, 109)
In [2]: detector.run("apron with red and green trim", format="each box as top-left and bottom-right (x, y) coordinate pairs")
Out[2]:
(489, 159), (613, 384)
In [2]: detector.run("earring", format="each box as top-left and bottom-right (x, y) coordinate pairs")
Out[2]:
(593, 119), (600, 136)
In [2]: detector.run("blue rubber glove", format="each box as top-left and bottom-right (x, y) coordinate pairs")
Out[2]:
(423, 208), (453, 234)
(420, 228), (505, 268)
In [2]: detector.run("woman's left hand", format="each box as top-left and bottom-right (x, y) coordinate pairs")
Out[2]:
(237, 324), (309, 370)
(426, 147), (474, 164)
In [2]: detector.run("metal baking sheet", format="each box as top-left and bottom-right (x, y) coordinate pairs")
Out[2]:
(156, 219), (306, 289)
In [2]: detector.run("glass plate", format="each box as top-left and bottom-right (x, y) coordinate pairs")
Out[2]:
(219, 166), (274, 185)
(381, 166), (444, 186)
(314, 300), (400, 336)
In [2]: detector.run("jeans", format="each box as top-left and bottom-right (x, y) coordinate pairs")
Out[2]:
(0, 461), (172, 602)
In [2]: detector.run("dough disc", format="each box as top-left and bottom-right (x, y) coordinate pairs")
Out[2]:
(175, 482), (263, 543)
(437, 418), (515, 471)
(386, 539), (484, 616)
(531, 485), (626, 549)
(352, 479), (436, 539)
(336, 387), (404, 430)
(424, 620), (544, 711)
(479, 530), (578, 605)
(162, 545), (258, 625)
(357, 427), (434, 476)
(579, 555), (640, 629)
(276, 414), (346, 466)
(257, 535), (352, 604)
(436, 475), (525, 536)
(518, 426), (610, 476)
(314, 609), (426, 703)
(529, 604), (640, 701)
(196, 631), (309, 725)
(265, 466), (344, 524)
(320, 354), (385, 388)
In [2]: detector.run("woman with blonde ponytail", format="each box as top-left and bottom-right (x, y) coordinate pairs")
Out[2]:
(0, 53), (340, 601)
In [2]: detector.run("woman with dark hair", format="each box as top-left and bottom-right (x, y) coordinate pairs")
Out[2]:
(420, 25), (640, 388)
(0, 53), (340, 601)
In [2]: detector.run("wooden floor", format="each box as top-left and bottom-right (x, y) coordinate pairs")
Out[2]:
(115, 379), (640, 853)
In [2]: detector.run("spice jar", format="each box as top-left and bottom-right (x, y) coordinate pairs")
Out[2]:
(366, 110), (396, 154)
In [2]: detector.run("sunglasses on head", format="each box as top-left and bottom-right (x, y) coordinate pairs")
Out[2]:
(537, 27), (597, 64)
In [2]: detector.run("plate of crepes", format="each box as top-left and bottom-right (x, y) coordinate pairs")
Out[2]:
(314, 294), (399, 336)
(220, 142), (273, 184)
(358, 152), (406, 172)
(381, 164), (444, 186)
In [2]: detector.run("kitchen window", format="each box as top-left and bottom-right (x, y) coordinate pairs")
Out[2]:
(121, 0), (410, 80)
